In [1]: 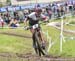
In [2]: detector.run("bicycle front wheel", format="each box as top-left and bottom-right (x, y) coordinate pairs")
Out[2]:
(34, 31), (45, 56)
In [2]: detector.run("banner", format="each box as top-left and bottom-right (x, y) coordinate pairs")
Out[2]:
(7, 6), (13, 11)
(0, 7), (7, 12)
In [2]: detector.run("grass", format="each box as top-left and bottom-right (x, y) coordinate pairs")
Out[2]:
(42, 18), (75, 57)
(0, 34), (32, 54)
(64, 25), (75, 30)
(38, 24), (75, 57)
(63, 16), (75, 30)
(49, 16), (75, 31)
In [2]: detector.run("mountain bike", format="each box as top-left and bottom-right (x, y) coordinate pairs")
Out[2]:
(25, 24), (48, 56)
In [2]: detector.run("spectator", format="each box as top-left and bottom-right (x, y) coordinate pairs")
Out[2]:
(0, 14), (4, 28)
(8, 18), (20, 28)
(5, 13), (11, 24)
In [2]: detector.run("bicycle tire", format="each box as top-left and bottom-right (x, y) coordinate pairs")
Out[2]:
(34, 31), (45, 56)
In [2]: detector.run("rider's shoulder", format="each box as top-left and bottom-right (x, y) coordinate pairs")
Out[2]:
(29, 12), (36, 15)
(28, 12), (36, 17)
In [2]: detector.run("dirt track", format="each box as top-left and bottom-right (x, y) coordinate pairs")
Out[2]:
(0, 32), (32, 38)
(0, 52), (75, 61)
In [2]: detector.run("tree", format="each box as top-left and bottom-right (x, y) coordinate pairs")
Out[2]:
(6, 0), (11, 6)
(0, 3), (3, 7)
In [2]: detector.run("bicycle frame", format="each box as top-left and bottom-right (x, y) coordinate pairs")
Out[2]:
(25, 24), (47, 56)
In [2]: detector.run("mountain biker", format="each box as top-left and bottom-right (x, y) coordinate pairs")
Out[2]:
(24, 8), (49, 52)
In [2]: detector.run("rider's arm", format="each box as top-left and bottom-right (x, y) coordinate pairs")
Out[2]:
(41, 14), (49, 22)
(24, 16), (29, 26)
(24, 18), (27, 26)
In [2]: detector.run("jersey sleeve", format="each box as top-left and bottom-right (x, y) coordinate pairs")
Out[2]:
(25, 13), (33, 21)
(28, 12), (35, 18)
(40, 14), (47, 20)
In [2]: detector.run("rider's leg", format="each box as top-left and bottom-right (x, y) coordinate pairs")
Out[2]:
(38, 30), (46, 49)
(30, 29), (38, 54)
(38, 30), (45, 42)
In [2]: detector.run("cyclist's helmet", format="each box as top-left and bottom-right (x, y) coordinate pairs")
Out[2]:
(35, 8), (42, 13)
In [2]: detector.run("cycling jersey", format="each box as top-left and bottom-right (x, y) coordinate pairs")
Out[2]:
(27, 12), (46, 26)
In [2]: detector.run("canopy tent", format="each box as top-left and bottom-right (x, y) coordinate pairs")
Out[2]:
(11, 0), (62, 5)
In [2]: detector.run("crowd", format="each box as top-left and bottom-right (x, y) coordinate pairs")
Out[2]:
(0, 0), (75, 28)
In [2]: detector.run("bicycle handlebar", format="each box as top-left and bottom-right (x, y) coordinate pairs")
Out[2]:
(24, 21), (48, 30)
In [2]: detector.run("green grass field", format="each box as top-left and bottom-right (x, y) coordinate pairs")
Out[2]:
(0, 34), (32, 53)
(0, 17), (75, 58)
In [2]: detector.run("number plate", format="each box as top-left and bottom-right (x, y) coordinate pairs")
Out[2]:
(32, 24), (39, 29)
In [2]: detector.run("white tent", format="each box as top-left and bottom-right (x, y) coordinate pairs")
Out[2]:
(11, 0), (62, 5)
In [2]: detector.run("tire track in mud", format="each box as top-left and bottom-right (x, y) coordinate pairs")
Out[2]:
(0, 52), (75, 61)
(0, 32), (32, 38)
